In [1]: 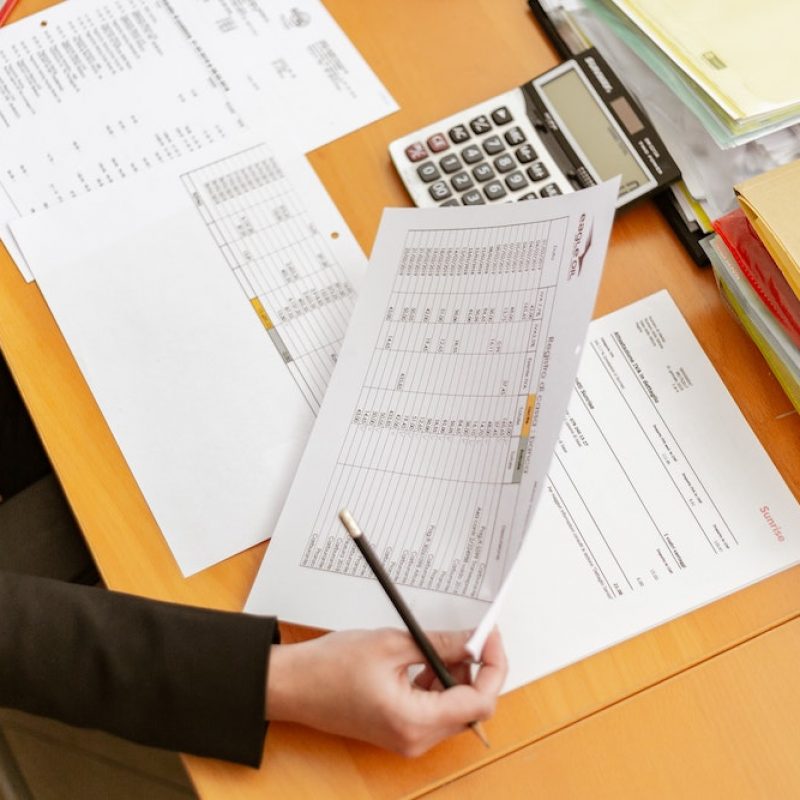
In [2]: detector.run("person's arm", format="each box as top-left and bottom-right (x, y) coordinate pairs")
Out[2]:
(0, 571), (277, 766)
(0, 571), (508, 765)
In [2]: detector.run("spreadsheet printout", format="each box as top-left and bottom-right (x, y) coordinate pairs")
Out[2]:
(246, 181), (619, 634)
(496, 290), (800, 690)
(10, 136), (366, 575)
(0, 0), (396, 278)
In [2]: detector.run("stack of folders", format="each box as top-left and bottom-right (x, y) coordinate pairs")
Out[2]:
(587, 0), (800, 147)
(702, 160), (800, 412)
(539, 0), (800, 260)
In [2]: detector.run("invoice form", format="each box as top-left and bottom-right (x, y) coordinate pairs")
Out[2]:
(246, 182), (619, 632)
(0, 0), (396, 277)
(498, 289), (800, 690)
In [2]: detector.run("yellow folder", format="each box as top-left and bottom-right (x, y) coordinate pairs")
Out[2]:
(735, 160), (800, 299)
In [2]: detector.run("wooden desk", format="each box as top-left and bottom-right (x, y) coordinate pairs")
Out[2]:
(1, 1), (798, 797)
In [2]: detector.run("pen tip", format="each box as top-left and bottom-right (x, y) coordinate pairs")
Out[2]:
(470, 721), (490, 748)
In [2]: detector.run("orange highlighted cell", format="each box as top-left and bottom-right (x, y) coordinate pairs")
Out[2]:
(521, 393), (536, 437)
(250, 298), (274, 330)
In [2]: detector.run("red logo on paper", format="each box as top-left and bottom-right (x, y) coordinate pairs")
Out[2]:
(760, 505), (786, 542)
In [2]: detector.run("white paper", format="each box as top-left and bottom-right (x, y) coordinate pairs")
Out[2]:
(11, 135), (367, 575)
(0, 0), (397, 277)
(246, 182), (620, 640)
(497, 290), (800, 691)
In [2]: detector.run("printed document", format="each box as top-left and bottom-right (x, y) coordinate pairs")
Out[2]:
(11, 136), (367, 575)
(0, 0), (396, 277)
(497, 290), (800, 690)
(246, 182), (620, 640)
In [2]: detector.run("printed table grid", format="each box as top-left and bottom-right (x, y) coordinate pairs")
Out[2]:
(180, 143), (355, 413)
(300, 217), (569, 601)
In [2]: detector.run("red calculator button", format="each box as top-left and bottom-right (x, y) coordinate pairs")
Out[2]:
(426, 133), (449, 152)
(405, 142), (429, 162)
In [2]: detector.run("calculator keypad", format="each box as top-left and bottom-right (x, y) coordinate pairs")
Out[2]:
(390, 87), (573, 208)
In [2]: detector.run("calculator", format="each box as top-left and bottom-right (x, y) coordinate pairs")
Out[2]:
(389, 48), (679, 209)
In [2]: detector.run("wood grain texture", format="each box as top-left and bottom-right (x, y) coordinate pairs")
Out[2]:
(428, 616), (800, 800)
(1, 0), (798, 797)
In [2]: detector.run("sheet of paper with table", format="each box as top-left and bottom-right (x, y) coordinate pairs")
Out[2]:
(246, 181), (620, 647)
(0, 0), (397, 278)
(11, 135), (367, 574)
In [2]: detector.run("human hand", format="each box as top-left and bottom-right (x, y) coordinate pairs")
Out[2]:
(266, 627), (507, 756)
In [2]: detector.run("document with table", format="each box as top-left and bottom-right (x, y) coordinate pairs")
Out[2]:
(11, 134), (368, 574)
(247, 183), (619, 648)
(496, 289), (800, 690)
(0, 0), (397, 277)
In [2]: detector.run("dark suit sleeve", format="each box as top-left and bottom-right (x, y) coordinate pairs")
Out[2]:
(0, 571), (279, 766)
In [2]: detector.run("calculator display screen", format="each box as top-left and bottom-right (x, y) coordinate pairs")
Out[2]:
(539, 68), (649, 195)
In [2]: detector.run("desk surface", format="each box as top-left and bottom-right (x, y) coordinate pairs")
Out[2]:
(1, 1), (798, 798)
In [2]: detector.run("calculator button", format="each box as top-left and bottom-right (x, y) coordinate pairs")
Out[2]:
(483, 180), (507, 201)
(491, 106), (512, 125)
(461, 145), (484, 164)
(448, 124), (471, 144)
(515, 143), (537, 164)
(429, 181), (452, 201)
(504, 126), (526, 146)
(526, 161), (550, 182)
(472, 163), (495, 182)
(462, 189), (485, 205)
(439, 153), (462, 174)
(574, 166), (595, 187)
(404, 142), (428, 162)
(483, 135), (505, 155)
(469, 115), (492, 135)
(440, 198), (460, 207)
(417, 162), (441, 182)
(519, 191), (538, 201)
(451, 171), (474, 192)
(427, 132), (449, 153)
(540, 183), (562, 197)
(493, 154), (515, 173)
(505, 171), (528, 191)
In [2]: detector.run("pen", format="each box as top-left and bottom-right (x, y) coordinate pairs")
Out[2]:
(338, 507), (490, 748)
(0, 0), (20, 26)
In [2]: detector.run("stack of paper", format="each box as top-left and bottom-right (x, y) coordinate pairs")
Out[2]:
(599, 0), (800, 146)
(703, 160), (800, 413)
(547, 0), (800, 252)
(735, 160), (800, 297)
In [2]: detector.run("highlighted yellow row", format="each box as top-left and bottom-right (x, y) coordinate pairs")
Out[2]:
(521, 393), (536, 437)
(250, 298), (274, 330)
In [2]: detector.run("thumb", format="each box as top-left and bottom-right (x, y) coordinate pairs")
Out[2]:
(424, 630), (473, 664)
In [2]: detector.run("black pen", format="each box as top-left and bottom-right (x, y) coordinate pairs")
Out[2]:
(338, 507), (490, 748)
